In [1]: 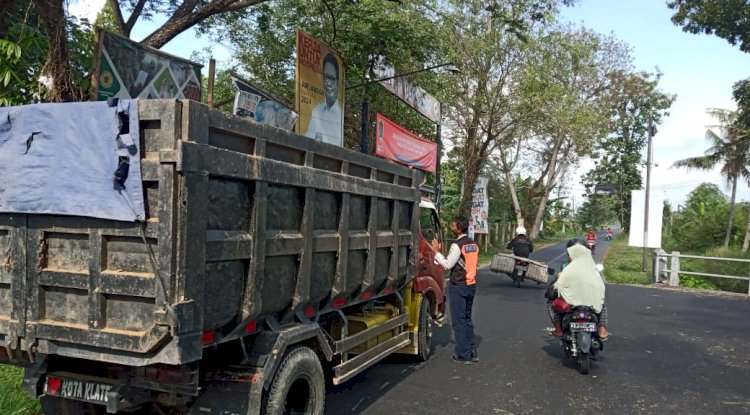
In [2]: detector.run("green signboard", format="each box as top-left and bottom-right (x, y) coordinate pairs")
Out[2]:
(93, 29), (202, 101)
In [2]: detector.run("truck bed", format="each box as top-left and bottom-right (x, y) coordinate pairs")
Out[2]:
(0, 99), (421, 366)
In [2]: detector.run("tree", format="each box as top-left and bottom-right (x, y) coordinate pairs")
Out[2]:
(672, 109), (750, 248)
(204, 0), (445, 151)
(670, 183), (731, 251)
(733, 78), (750, 132)
(576, 194), (616, 230)
(667, 0), (750, 53)
(436, 0), (578, 221)
(582, 71), (675, 232)
(16, 0), (269, 102)
(509, 26), (633, 239)
(0, 1), (98, 104)
(731, 79), (750, 250)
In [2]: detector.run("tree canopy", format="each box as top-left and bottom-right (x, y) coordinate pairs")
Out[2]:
(668, 0), (750, 53)
(581, 71), (675, 231)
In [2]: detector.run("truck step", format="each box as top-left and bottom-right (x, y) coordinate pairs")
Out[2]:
(332, 332), (410, 385)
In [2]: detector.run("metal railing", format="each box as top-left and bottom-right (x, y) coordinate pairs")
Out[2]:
(652, 249), (750, 295)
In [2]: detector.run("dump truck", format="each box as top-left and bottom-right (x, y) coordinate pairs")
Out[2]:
(0, 99), (447, 414)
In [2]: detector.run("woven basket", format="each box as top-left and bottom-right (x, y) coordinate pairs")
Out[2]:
(525, 262), (549, 284)
(490, 254), (516, 274)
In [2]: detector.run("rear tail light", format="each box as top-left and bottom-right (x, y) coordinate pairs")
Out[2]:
(245, 320), (258, 333)
(202, 331), (215, 345)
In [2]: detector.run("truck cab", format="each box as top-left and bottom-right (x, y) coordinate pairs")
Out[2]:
(415, 197), (446, 322)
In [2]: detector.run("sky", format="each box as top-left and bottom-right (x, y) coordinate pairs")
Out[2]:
(560, 0), (750, 209)
(69, 0), (750, 208)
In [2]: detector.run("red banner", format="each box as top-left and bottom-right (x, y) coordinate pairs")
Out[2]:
(375, 113), (438, 173)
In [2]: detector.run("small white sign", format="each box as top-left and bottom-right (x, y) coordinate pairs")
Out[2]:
(628, 189), (664, 248)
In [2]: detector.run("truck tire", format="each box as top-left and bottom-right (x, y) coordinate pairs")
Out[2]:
(416, 296), (432, 362)
(40, 396), (104, 415)
(263, 346), (325, 415)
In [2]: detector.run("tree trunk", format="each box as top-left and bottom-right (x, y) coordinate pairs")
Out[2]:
(33, 0), (81, 102)
(459, 159), (480, 218)
(724, 176), (738, 248)
(529, 134), (564, 239)
(504, 172), (524, 227)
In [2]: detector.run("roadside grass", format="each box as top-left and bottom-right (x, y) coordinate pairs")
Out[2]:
(0, 364), (39, 415)
(602, 235), (651, 285)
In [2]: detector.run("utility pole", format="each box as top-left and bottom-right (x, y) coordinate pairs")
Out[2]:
(642, 115), (654, 272)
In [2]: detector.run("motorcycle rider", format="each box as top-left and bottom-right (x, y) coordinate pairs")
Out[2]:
(546, 238), (609, 340)
(606, 227), (613, 240)
(507, 226), (533, 259)
(586, 229), (597, 244)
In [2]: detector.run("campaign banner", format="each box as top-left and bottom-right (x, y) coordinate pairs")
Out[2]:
(471, 177), (489, 234)
(296, 29), (344, 146)
(231, 75), (298, 131)
(375, 113), (437, 173)
(371, 55), (441, 123)
(93, 29), (202, 101)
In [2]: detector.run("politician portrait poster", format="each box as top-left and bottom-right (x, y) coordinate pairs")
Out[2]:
(296, 29), (344, 146)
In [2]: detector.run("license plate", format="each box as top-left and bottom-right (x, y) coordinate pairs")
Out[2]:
(570, 322), (596, 332)
(45, 375), (113, 405)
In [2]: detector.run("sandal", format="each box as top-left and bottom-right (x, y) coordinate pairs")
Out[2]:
(598, 327), (610, 341)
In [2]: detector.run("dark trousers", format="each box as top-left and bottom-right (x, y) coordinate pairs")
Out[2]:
(449, 283), (476, 359)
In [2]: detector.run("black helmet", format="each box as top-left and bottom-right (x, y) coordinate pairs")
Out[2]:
(566, 237), (590, 250)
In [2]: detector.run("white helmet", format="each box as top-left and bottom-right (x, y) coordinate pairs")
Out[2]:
(516, 226), (526, 235)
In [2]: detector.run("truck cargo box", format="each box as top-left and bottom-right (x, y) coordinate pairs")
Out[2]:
(0, 99), (422, 366)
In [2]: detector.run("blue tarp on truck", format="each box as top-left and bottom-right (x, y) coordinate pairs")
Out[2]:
(0, 99), (145, 222)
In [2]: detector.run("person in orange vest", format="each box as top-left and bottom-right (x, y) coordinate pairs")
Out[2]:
(431, 215), (480, 364)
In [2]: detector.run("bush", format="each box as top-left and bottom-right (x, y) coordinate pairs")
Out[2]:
(661, 245), (750, 294)
(602, 236), (651, 285)
(0, 364), (40, 415)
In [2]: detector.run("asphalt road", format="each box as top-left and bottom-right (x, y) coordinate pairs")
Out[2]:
(325, 233), (750, 415)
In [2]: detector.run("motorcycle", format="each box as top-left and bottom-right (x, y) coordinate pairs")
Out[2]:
(587, 239), (596, 253)
(550, 299), (604, 374)
(605, 233), (612, 241)
(546, 267), (604, 375)
(511, 259), (528, 288)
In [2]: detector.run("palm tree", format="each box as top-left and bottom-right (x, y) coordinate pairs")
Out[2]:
(672, 109), (750, 248)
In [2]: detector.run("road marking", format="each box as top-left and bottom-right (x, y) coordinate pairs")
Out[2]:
(351, 397), (365, 412)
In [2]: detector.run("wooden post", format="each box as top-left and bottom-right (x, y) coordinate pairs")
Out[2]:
(669, 251), (680, 287)
(207, 58), (216, 108)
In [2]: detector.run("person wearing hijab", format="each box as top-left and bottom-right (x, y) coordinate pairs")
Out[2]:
(546, 239), (609, 340)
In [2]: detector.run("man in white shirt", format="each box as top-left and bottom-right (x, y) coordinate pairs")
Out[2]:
(431, 216), (480, 364)
(305, 52), (343, 146)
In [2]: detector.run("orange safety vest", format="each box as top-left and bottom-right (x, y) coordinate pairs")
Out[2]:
(450, 236), (479, 285)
